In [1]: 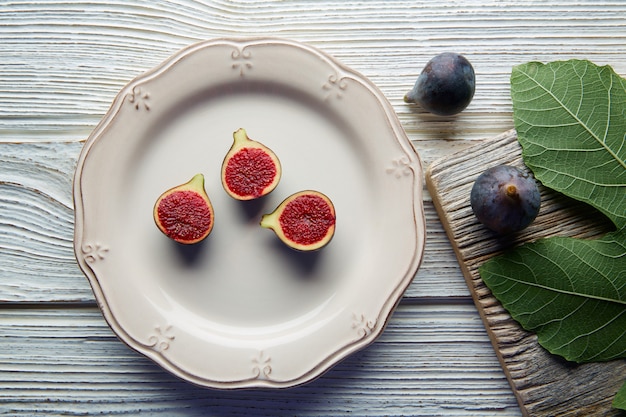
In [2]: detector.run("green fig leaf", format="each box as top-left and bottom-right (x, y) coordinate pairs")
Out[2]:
(479, 58), (626, 411)
(614, 380), (626, 411)
(480, 229), (626, 363)
(510, 60), (626, 230)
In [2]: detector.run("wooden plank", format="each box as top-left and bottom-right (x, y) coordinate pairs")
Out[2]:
(0, 302), (521, 416)
(0, 2), (624, 414)
(425, 129), (626, 417)
(2, 0), (625, 147)
(0, 142), (90, 302)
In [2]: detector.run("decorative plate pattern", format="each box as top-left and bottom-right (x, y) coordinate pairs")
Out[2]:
(73, 38), (425, 389)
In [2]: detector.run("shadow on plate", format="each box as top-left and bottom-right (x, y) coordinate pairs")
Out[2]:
(172, 237), (212, 266)
(269, 237), (325, 279)
(236, 197), (268, 221)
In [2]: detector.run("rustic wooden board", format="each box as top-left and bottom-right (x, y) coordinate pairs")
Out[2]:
(425, 129), (626, 417)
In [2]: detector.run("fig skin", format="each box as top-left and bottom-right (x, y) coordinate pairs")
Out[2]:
(153, 173), (214, 244)
(470, 165), (541, 234)
(221, 128), (282, 201)
(260, 190), (336, 251)
(404, 52), (475, 116)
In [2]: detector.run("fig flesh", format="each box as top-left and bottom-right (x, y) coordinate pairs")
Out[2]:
(260, 190), (336, 251)
(153, 173), (214, 244)
(221, 128), (282, 200)
(470, 165), (541, 234)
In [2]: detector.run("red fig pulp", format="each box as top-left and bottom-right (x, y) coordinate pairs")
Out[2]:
(153, 173), (214, 244)
(221, 128), (281, 200)
(260, 190), (336, 251)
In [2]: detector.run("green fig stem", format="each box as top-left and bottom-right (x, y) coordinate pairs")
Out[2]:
(260, 213), (275, 229)
(188, 173), (205, 189)
(233, 128), (249, 145)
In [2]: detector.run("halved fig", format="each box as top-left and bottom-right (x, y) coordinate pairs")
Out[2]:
(153, 173), (214, 244)
(221, 128), (282, 200)
(260, 190), (336, 251)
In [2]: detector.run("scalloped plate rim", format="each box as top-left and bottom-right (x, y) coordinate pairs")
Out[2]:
(73, 37), (425, 389)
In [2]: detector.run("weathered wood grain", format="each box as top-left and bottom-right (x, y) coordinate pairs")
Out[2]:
(426, 129), (626, 417)
(0, 303), (521, 416)
(1, 0), (625, 415)
(2, 0), (626, 152)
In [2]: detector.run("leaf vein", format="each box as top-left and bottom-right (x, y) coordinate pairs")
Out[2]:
(517, 65), (626, 171)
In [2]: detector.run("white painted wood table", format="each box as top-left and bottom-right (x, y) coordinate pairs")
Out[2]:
(1, 1), (624, 415)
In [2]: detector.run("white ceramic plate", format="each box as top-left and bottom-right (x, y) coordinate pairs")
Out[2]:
(73, 38), (425, 389)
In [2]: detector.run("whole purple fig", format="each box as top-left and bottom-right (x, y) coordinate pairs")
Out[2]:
(470, 165), (541, 234)
(405, 52), (475, 116)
